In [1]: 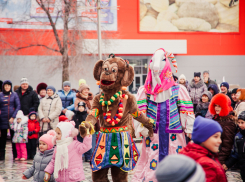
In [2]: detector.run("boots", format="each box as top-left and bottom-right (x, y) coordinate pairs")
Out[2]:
(0, 149), (5, 160)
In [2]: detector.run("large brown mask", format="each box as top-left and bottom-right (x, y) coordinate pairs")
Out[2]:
(93, 56), (134, 91)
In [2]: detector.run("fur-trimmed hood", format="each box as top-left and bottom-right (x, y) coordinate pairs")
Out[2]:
(190, 79), (206, 88)
(209, 93), (233, 117)
(208, 84), (219, 96)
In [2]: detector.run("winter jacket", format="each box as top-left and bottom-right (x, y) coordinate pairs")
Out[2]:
(235, 101), (245, 117)
(195, 102), (213, 119)
(23, 148), (55, 182)
(16, 86), (39, 115)
(72, 111), (88, 130)
(57, 90), (76, 111)
(28, 119), (40, 139)
(195, 91), (213, 119)
(187, 79), (207, 104)
(213, 114), (236, 164)
(208, 84), (219, 96)
(180, 142), (227, 182)
(45, 136), (92, 182)
(74, 92), (93, 112)
(225, 130), (245, 169)
(38, 94), (62, 132)
(204, 78), (218, 88)
(10, 116), (28, 143)
(0, 80), (21, 130)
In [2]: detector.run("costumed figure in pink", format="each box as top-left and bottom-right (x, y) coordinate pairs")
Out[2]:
(132, 48), (195, 182)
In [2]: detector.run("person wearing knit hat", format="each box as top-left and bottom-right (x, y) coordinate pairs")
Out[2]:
(178, 74), (188, 88)
(22, 130), (56, 181)
(203, 70), (218, 88)
(27, 111), (40, 159)
(220, 82), (233, 102)
(57, 81), (76, 114)
(16, 78), (39, 116)
(46, 86), (56, 94)
(155, 154), (205, 182)
(231, 88), (238, 109)
(187, 72), (207, 112)
(79, 79), (86, 86)
(74, 83), (93, 112)
(44, 121), (92, 182)
(224, 111), (245, 181)
(208, 93), (236, 164)
(235, 88), (245, 116)
(195, 91), (213, 119)
(179, 116), (227, 182)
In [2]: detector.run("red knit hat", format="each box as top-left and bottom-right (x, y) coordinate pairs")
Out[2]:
(209, 93), (233, 117)
(59, 115), (68, 122)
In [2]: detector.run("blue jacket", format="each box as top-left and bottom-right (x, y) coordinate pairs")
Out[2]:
(0, 80), (21, 130)
(57, 90), (76, 111)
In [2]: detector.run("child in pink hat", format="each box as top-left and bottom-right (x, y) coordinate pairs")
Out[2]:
(44, 121), (92, 182)
(22, 130), (56, 182)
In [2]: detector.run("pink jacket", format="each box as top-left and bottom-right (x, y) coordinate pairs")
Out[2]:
(44, 136), (92, 182)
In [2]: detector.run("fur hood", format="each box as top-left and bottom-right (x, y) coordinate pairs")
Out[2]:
(76, 92), (93, 101)
(190, 79), (206, 88)
(209, 93), (233, 117)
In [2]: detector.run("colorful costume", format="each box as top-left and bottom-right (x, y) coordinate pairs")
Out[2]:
(80, 55), (154, 182)
(133, 48), (195, 182)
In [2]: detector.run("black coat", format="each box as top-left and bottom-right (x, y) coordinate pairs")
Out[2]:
(72, 111), (88, 130)
(16, 86), (39, 115)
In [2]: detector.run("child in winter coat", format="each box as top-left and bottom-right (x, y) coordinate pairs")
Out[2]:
(72, 101), (92, 162)
(209, 93), (236, 164)
(9, 110), (28, 161)
(27, 111), (40, 159)
(223, 111), (245, 181)
(22, 130), (56, 182)
(180, 116), (227, 182)
(44, 121), (92, 182)
(178, 74), (188, 88)
(195, 91), (213, 119)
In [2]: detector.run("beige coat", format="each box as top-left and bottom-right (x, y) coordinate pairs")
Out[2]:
(38, 94), (62, 132)
(235, 101), (245, 117)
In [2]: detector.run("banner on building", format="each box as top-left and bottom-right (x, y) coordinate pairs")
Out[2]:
(139, 0), (239, 32)
(0, 0), (117, 30)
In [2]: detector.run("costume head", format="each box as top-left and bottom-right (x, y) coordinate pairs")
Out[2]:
(144, 48), (177, 100)
(93, 54), (134, 91)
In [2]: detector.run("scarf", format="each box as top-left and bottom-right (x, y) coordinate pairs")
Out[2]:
(54, 137), (73, 179)
(144, 48), (176, 101)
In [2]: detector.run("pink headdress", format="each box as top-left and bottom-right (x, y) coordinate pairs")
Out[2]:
(144, 48), (177, 100)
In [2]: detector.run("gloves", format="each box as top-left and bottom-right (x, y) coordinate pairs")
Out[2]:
(22, 175), (27, 179)
(28, 131), (35, 136)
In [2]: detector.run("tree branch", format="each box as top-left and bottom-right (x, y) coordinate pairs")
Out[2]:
(36, 0), (64, 54)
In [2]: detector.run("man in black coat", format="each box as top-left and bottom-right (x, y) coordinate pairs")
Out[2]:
(16, 78), (39, 115)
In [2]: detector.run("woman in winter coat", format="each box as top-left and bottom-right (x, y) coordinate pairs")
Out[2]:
(208, 84), (219, 96)
(195, 91), (213, 119)
(0, 80), (20, 160)
(180, 116), (227, 182)
(23, 130), (55, 182)
(38, 86), (62, 136)
(209, 93), (237, 164)
(235, 88), (245, 116)
(187, 72), (207, 112)
(74, 83), (93, 113)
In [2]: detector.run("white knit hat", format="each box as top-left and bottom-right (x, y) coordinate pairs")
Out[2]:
(179, 74), (186, 81)
(20, 77), (29, 85)
(57, 122), (75, 140)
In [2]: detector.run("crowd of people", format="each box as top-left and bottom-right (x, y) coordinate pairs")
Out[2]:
(0, 68), (245, 182)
